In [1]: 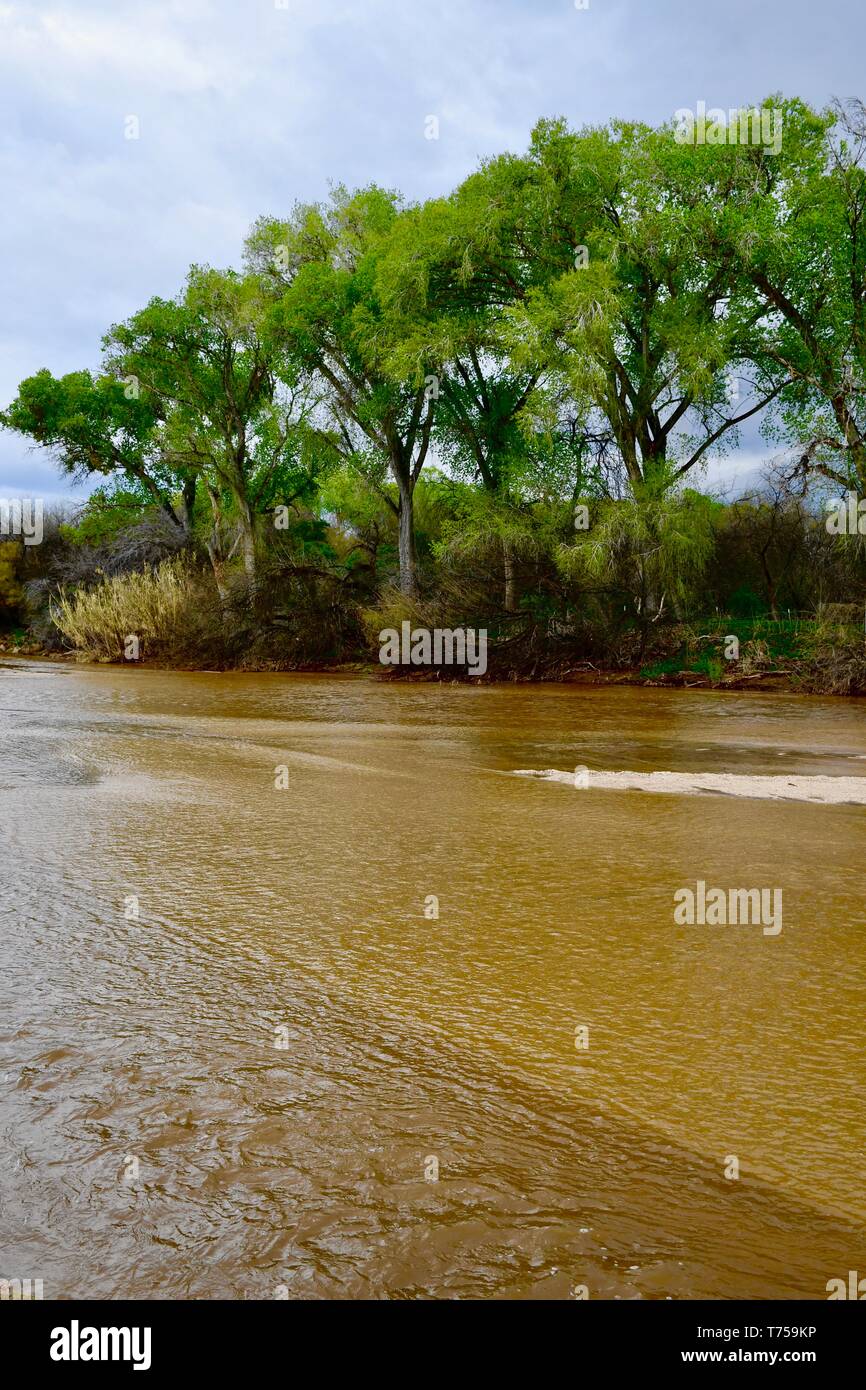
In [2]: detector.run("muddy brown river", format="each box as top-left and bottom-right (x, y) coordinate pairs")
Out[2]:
(1, 661), (864, 1299)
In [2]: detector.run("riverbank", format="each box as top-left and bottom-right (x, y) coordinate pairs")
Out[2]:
(6, 526), (866, 694)
(3, 636), (861, 696)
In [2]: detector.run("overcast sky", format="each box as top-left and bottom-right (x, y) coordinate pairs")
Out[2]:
(1, 0), (863, 502)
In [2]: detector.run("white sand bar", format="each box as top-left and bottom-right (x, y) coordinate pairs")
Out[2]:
(513, 768), (866, 804)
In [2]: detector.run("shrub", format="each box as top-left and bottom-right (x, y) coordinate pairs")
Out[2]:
(50, 556), (216, 662)
(0, 540), (24, 623)
(797, 625), (866, 695)
(225, 556), (366, 669)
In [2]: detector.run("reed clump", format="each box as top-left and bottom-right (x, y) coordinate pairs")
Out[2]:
(50, 556), (212, 662)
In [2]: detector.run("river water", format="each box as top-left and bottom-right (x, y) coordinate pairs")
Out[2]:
(1, 660), (864, 1300)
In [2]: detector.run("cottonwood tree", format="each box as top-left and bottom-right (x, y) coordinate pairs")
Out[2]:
(103, 266), (316, 592)
(713, 98), (866, 493)
(3, 269), (319, 599)
(503, 116), (786, 502)
(1, 368), (198, 537)
(247, 187), (435, 595)
(375, 132), (606, 609)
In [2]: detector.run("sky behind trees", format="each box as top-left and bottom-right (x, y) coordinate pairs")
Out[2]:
(1, 0), (863, 499)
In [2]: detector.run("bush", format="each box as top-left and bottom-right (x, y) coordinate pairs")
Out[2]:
(0, 540), (24, 624)
(51, 556), (217, 662)
(797, 624), (866, 695)
(225, 555), (366, 669)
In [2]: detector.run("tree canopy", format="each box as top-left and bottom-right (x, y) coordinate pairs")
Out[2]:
(4, 95), (864, 611)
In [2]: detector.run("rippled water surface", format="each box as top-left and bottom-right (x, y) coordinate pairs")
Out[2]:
(1, 660), (864, 1299)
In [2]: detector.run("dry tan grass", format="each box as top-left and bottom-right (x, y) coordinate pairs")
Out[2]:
(51, 557), (199, 661)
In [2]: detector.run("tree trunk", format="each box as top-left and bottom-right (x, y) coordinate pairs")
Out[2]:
(206, 540), (229, 607)
(205, 484), (230, 607)
(760, 549), (779, 619)
(178, 476), (197, 536)
(396, 477), (417, 596)
(503, 537), (517, 613)
(232, 492), (257, 585)
(240, 517), (256, 583)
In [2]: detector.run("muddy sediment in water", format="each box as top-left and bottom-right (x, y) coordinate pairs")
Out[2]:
(1, 663), (864, 1298)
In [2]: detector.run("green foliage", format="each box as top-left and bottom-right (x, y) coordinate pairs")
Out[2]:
(61, 488), (150, 547)
(557, 489), (719, 619)
(5, 96), (866, 682)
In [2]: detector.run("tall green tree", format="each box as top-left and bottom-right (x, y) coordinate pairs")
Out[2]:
(503, 114), (786, 499)
(103, 266), (313, 589)
(1, 368), (198, 536)
(247, 187), (435, 595)
(375, 134), (602, 608)
(710, 98), (866, 492)
(3, 268), (320, 597)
